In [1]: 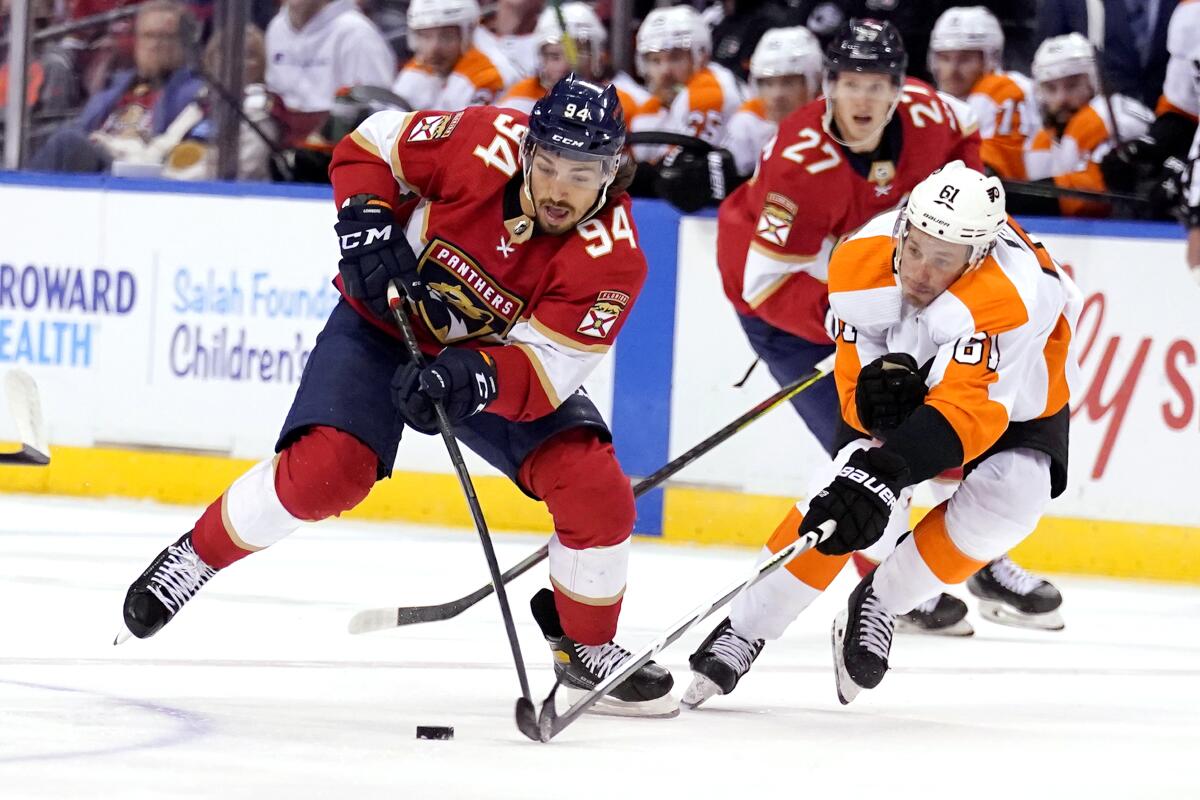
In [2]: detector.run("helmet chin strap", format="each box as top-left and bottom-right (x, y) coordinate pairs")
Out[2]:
(820, 79), (903, 149)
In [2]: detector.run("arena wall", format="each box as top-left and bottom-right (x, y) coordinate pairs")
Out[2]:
(1, 173), (1196, 582)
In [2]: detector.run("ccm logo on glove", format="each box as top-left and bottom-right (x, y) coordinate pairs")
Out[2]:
(339, 223), (392, 250)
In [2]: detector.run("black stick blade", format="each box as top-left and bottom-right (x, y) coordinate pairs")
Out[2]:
(514, 697), (542, 742)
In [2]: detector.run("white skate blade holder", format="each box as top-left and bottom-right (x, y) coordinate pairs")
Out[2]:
(895, 616), (974, 637)
(977, 600), (1065, 631)
(681, 673), (723, 710)
(561, 685), (680, 719)
(831, 609), (861, 705)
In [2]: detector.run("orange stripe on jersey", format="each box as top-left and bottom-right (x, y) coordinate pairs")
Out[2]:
(402, 57), (436, 75)
(615, 87), (642, 120)
(632, 95), (664, 119)
(1063, 103), (1110, 152)
(1041, 313), (1073, 418)
(981, 138), (1028, 180)
(455, 47), (504, 91)
(1029, 128), (1053, 152)
(502, 76), (545, 103)
(687, 68), (725, 114)
(946, 257), (1029, 335)
(1155, 95), (1199, 121)
(925, 343), (1008, 463)
(973, 72), (1024, 105)
(913, 503), (987, 583)
(738, 96), (768, 119)
(766, 507), (850, 590)
(826, 235), (895, 294)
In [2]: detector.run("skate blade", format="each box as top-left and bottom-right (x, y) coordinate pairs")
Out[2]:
(563, 685), (680, 718)
(977, 600), (1065, 631)
(113, 628), (132, 646)
(681, 673), (723, 710)
(831, 611), (861, 706)
(895, 616), (975, 637)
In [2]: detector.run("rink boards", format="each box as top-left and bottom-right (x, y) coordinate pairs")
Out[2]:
(0, 173), (1196, 582)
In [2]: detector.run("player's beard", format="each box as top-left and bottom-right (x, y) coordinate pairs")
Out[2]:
(537, 200), (579, 234)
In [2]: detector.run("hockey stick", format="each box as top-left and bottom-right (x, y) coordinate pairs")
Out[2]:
(514, 519), (836, 742)
(999, 178), (1148, 206)
(386, 283), (533, 705)
(347, 355), (834, 633)
(1, 370), (49, 466)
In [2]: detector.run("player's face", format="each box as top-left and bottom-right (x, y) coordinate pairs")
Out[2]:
(412, 26), (465, 77)
(898, 226), (972, 307)
(642, 49), (694, 105)
(541, 41), (599, 85)
(1038, 73), (1094, 132)
(829, 72), (899, 147)
(529, 149), (605, 234)
(756, 74), (811, 122)
(931, 50), (986, 100)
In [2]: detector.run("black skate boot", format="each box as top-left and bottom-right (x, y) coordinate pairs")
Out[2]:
(530, 588), (677, 718)
(681, 617), (764, 709)
(967, 554), (1064, 631)
(832, 570), (896, 705)
(895, 593), (974, 637)
(116, 532), (216, 643)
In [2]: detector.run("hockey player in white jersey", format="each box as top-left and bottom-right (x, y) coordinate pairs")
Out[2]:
(721, 26), (821, 177)
(629, 5), (744, 154)
(392, 0), (519, 111)
(928, 6), (1040, 180)
(684, 163), (1081, 708)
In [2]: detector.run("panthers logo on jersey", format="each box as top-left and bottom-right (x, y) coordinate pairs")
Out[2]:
(417, 239), (526, 343)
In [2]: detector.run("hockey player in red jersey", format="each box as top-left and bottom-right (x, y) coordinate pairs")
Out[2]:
(116, 76), (677, 718)
(716, 19), (983, 633)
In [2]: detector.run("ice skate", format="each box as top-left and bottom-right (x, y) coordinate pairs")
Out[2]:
(895, 593), (974, 637)
(530, 588), (677, 718)
(832, 570), (896, 705)
(682, 617), (764, 709)
(967, 555), (1064, 631)
(116, 532), (216, 643)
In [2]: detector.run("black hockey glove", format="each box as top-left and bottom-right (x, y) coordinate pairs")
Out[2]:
(1099, 136), (1161, 194)
(335, 201), (450, 333)
(392, 348), (498, 434)
(654, 147), (741, 213)
(855, 353), (928, 440)
(804, 448), (911, 556)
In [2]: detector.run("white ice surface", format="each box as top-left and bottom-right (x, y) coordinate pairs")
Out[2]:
(1, 494), (1197, 799)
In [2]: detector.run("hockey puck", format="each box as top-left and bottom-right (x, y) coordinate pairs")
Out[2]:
(416, 725), (454, 740)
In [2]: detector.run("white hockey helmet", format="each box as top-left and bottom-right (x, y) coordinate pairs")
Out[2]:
(750, 26), (822, 94)
(929, 7), (1005, 69)
(406, 0), (480, 49)
(1031, 33), (1098, 88)
(636, 5), (711, 76)
(896, 161), (1007, 270)
(534, 2), (607, 48)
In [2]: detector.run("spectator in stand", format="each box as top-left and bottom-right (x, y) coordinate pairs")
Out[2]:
(721, 26), (821, 178)
(393, 0), (517, 111)
(162, 25), (281, 181)
(1025, 33), (1154, 217)
(928, 6), (1041, 180)
(1037, 0), (1178, 110)
(1186, 133), (1200, 280)
(265, 0), (395, 147)
(28, 0), (204, 174)
(0, 0), (84, 118)
(704, 0), (806, 82)
(629, 4), (744, 153)
(496, 2), (644, 118)
(478, 0), (543, 79)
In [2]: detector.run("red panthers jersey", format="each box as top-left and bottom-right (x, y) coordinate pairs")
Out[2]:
(717, 78), (982, 343)
(330, 106), (647, 422)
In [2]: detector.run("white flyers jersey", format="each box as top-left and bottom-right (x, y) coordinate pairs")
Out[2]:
(1161, 0), (1200, 118)
(630, 62), (746, 160)
(721, 97), (777, 176)
(264, 0), (397, 113)
(827, 210), (1082, 462)
(393, 46), (509, 111)
(965, 70), (1041, 180)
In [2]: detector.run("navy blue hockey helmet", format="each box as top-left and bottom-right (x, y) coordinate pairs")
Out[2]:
(824, 18), (908, 82)
(523, 74), (626, 218)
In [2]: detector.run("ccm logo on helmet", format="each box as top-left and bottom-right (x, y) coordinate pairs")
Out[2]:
(551, 133), (586, 147)
(837, 465), (898, 508)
